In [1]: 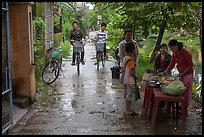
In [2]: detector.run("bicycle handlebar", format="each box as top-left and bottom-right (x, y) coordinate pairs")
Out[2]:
(70, 39), (84, 43)
(46, 40), (54, 45)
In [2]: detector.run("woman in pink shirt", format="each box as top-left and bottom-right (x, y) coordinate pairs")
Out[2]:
(162, 39), (194, 106)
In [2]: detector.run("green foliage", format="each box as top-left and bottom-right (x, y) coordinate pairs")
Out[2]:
(54, 33), (64, 46)
(54, 14), (62, 33)
(60, 40), (71, 58)
(63, 21), (72, 40)
(137, 56), (154, 81)
(192, 81), (202, 103)
(33, 17), (45, 90)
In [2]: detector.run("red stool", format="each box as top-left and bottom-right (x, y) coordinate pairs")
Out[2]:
(150, 89), (188, 128)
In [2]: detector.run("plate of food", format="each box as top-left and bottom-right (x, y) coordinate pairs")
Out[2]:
(159, 75), (173, 84)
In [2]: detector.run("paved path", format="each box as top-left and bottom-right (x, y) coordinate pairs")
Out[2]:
(7, 41), (202, 135)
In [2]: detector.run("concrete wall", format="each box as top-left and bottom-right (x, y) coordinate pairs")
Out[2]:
(9, 2), (36, 102)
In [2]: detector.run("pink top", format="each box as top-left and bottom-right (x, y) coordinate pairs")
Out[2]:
(166, 48), (193, 75)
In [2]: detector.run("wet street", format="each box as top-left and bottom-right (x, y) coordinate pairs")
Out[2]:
(7, 41), (202, 135)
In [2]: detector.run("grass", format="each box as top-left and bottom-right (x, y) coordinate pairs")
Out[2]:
(137, 56), (154, 82)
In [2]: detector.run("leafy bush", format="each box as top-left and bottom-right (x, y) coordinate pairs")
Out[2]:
(60, 40), (71, 58)
(33, 17), (45, 91)
(192, 81), (202, 103)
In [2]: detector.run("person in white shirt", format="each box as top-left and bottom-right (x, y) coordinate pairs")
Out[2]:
(119, 29), (139, 70)
(94, 23), (108, 65)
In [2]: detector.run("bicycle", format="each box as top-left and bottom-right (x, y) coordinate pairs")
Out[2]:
(71, 39), (85, 75)
(42, 40), (64, 84)
(95, 42), (105, 70)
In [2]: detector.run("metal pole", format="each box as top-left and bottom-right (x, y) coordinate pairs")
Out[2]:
(6, 1), (13, 126)
(97, 3), (101, 29)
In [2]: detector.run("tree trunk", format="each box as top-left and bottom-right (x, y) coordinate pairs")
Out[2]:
(199, 12), (202, 62)
(132, 21), (136, 40)
(150, 16), (168, 63)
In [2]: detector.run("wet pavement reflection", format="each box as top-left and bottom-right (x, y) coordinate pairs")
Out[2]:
(7, 41), (202, 135)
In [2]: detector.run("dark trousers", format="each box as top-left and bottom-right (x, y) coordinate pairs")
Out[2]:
(72, 50), (85, 63)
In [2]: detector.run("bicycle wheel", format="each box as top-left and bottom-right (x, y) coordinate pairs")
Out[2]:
(42, 59), (60, 84)
(76, 53), (80, 75)
(101, 52), (105, 67)
(97, 52), (100, 70)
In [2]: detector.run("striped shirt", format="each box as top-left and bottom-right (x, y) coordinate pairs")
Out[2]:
(95, 30), (108, 44)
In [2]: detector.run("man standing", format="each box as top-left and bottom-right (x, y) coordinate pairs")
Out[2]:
(70, 21), (86, 65)
(119, 29), (139, 68)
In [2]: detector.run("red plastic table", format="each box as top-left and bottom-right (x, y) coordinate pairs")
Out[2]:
(150, 88), (188, 128)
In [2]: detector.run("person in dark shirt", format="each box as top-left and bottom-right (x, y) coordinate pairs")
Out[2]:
(70, 21), (85, 65)
(154, 43), (171, 74)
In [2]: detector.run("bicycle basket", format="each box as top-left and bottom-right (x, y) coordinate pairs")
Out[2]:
(52, 49), (60, 58)
(73, 43), (84, 53)
(96, 43), (104, 51)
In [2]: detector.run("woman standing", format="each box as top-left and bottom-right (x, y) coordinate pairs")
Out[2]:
(161, 39), (194, 106)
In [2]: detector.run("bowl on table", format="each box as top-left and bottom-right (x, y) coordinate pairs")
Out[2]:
(147, 80), (160, 88)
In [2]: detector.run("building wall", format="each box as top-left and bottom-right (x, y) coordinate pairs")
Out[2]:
(9, 2), (36, 102)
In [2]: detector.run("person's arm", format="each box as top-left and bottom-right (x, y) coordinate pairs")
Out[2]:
(105, 31), (108, 41)
(70, 30), (74, 45)
(93, 30), (99, 42)
(119, 42), (125, 62)
(134, 42), (139, 64)
(120, 57), (126, 80)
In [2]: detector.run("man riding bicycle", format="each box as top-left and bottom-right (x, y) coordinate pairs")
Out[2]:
(70, 21), (86, 66)
(94, 22), (108, 65)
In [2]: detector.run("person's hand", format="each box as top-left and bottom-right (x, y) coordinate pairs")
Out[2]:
(158, 71), (165, 76)
(70, 39), (75, 46)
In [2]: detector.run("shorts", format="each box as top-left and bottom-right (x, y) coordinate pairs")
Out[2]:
(123, 84), (139, 101)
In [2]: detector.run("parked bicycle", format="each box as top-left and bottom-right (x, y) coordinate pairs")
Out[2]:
(71, 39), (85, 75)
(42, 40), (64, 84)
(95, 42), (105, 70)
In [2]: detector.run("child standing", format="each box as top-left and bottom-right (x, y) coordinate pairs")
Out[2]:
(121, 42), (140, 116)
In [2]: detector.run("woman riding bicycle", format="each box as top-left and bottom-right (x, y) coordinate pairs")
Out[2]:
(94, 23), (108, 65)
(70, 21), (86, 66)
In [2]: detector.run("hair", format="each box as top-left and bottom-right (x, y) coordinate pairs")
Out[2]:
(160, 43), (168, 49)
(125, 42), (135, 54)
(101, 22), (106, 28)
(124, 29), (132, 35)
(72, 21), (78, 25)
(168, 39), (184, 50)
